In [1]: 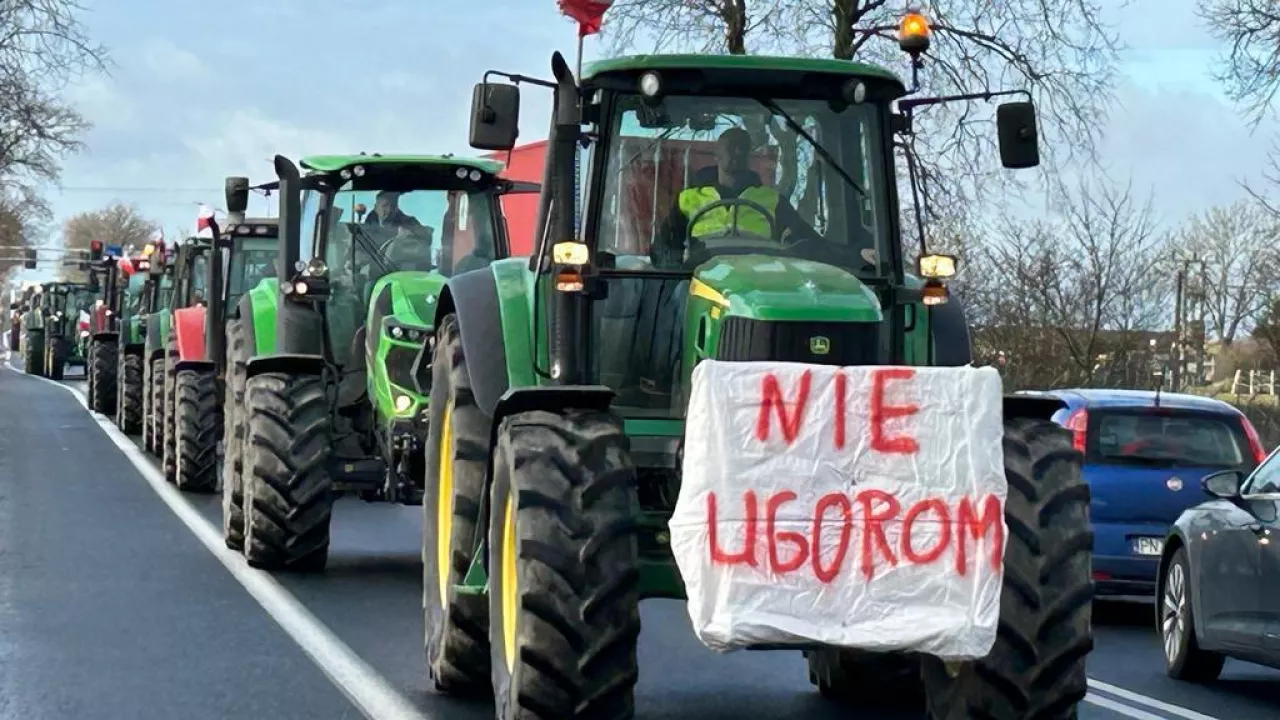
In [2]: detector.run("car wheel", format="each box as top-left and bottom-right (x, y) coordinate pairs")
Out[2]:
(1161, 548), (1225, 682)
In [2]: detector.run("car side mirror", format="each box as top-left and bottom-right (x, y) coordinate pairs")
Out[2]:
(469, 81), (520, 151)
(1202, 469), (1244, 499)
(996, 101), (1040, 169)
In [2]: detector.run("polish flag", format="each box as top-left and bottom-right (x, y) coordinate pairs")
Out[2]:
(196, 204), (216, 239)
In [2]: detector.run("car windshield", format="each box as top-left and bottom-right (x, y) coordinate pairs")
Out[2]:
(1090, 410), (1251, 468)
(596, 93), (889, 275)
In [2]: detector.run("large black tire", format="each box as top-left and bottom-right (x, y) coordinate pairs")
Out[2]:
(143, 359), (154, 451)
(22, 329), (44, 376)
(162, 345), (178, 482)
(117, 352), (144, 435)
(422, 314), (491, 694)
(1160, 547), (1224, 682)
(174, 367), (221, 493)
(89, 340), (118, 415)
(47, 338), (66, 381)
(242, 372), (334, 571)
(222, 318), (248, 551)
(149, 356), (166, 455)
(488, 410), (641, 720)
(807, 649), (922, 708)
(922, 418), (1093, 720)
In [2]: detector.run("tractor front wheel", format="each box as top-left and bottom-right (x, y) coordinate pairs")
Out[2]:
(488, 409), (641, 720)
(162, 347), (178, 481)
(174, 367), (220, 493)
(89, 340), (117, 415)
(221, 317), (249, 551)
(422, 314), (490, 694)
(117, 352), (144, 435)
(921, 417), (1093, 720)
(242, 372), (333, 571)
(22, 329), (44, 376)
(149, 357), (165, 455)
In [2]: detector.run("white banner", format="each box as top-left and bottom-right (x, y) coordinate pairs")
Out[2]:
(670, 360), (1008, 661)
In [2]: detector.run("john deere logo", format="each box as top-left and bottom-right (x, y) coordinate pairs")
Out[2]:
(809, 336), (831, 355)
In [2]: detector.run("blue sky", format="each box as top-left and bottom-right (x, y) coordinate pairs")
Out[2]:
(14, 0), (1279, 283)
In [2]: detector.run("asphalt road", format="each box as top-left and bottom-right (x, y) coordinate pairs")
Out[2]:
(1, 349), (1278, 719)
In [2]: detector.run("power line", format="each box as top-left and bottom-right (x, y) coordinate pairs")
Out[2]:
(52, 187), (222, 193)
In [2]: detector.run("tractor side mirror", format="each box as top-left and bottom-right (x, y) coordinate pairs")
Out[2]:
(225, 176), (250, 215)
(469, 81), (520, 151)
(996, 101), (1040, 169)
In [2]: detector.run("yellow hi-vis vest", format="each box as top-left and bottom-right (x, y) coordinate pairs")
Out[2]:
(678, 185), (780, 239)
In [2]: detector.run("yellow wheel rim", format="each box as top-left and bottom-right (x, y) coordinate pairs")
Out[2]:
(501, 496), (518, 673)
(435, 400), (455, 609)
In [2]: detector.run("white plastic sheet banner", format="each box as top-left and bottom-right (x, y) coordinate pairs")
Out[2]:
(670, 360), (1008, 661)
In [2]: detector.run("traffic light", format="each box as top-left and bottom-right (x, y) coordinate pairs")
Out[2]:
(22, 248), (36, 269)
(89, 240), (103, 262)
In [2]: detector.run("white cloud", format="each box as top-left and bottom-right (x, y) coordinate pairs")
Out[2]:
(138, 38), (210, 83)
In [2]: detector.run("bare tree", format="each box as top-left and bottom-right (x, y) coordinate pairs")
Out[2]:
(0, 0), (108, 185)
(603, 0), (1121, 212)
(965, 178), (1171, 389)
(1200, 0), (1280, 125)
(62, 202), (158, 253)
(0, 186), (50, 284)
(1177, 199), (1280, 345)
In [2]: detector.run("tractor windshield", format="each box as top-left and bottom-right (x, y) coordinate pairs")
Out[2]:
(321, 181), (501, 368)
(227, 238), (276, 308)
(597, 93), (889, 276)
(124, 274), (147, 316)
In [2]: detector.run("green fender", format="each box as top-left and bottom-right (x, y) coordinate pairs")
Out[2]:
(245, 278), (279, 356)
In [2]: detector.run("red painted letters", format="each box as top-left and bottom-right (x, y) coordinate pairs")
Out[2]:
(708, 489), (1005, 584)
(870, 368), (920, 454)
(756, 371), (813, 445)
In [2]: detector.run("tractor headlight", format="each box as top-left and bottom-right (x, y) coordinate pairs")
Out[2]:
(79, 330), (89, 338)
(639, 71), (662, 98)
(406, 328), (423, 342)
(394, 394), (413, 413)
(391, 326), (404, 339)
(305, 258), (328, 277)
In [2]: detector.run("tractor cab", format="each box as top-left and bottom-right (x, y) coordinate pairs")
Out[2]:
(281, 154), (531, 490)
(220, 217), (278, 316)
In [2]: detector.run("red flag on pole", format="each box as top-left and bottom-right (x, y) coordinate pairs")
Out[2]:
(558, 0), (613, 37)
(195, 204), (216, 239)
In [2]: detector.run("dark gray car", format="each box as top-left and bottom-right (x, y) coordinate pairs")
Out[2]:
(1157, 450), (1280, 680)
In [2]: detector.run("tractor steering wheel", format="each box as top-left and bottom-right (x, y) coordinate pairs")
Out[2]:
(375, 225), (435, 272)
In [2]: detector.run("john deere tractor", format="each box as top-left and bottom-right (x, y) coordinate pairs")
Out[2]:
(416, 14), (1093, 720)
(40, 281), (97, 380)
(162, 177), (280, 496)
(112, 248), (163, 434)
(142, 248), (174, 454)
(221, 153), (538, 566)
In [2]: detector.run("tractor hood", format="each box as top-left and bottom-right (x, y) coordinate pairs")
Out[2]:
(378, 271), (448, 327)
(692, 255), (882, 322)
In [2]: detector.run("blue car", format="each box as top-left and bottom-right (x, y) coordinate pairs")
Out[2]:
(1037, 389), (1267, 601)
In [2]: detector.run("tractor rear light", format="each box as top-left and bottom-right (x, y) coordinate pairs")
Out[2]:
(1064, 408), (1088, 453)
(1240, 416), (1268, 464)
(921, 279), (948, 305)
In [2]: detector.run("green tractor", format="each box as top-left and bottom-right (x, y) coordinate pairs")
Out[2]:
(113, 248), (164, 434)
(221, 154), (538, 565)
(85, 247), (153, 416)
(160, 178), (281, 494)
(39, 281), (98, 380)
(19, 283), (49, 376)
(417, 18), (1092, 720)
(142, 249), (175, 454)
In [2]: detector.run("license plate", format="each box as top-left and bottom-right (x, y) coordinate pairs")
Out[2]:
(1133, 537), (1164, 556)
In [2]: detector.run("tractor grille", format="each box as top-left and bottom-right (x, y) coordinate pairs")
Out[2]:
(385, 344), (420, 393)
(715, 317), (880, 366)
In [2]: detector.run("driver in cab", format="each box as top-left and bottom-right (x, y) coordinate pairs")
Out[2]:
(650, 126), (807, 269)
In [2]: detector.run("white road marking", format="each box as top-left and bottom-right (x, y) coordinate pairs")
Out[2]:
(2, 362), (430, 720)
(1089, 678), (1220, 719)
(1086, 692), (1176, 719)
(4, 355), (1230, 720)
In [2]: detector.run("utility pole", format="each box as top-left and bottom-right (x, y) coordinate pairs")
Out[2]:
(1173, 259), (1185, 391)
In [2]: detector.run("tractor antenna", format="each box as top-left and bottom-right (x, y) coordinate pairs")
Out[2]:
(1154, 382), (1162, 407)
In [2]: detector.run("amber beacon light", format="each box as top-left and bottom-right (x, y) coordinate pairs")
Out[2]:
(898, 11), (931, 55)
